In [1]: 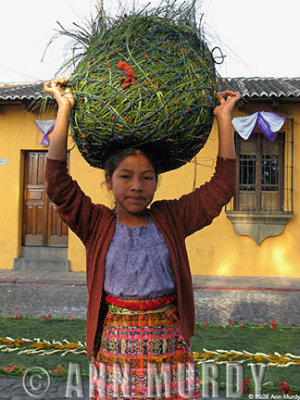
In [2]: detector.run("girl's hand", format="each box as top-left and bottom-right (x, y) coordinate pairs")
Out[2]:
(214, 90), (241, 121)
(214, 91), (240, 158)
(44, 78), (75, 112)
(44, 78), (74, 160)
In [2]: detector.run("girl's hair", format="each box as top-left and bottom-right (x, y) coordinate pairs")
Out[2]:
(104, 147), (160, 179)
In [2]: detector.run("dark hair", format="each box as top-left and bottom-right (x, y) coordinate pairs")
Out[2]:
(104, 147), (160, 179)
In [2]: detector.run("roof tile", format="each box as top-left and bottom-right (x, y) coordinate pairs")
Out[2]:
(0, 81), (46, 101)
(1, 77), (300, 101)
(221, 77), (300, 98)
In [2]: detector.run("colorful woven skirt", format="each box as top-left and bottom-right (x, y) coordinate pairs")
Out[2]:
(90, 303), (201, 399)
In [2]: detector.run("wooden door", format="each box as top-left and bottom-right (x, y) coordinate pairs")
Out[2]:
(22, 152), (68, 247)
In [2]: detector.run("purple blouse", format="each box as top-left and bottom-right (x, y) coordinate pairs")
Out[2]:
(104, 216), (176, 299)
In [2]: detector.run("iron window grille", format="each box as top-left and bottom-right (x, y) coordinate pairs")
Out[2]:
(226, 118), (293, 213)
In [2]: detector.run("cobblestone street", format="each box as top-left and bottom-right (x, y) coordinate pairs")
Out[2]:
(1, 281), (300, 325)
(0, 270), (300, 398)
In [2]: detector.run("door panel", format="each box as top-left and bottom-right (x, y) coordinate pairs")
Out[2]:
(47, 201), (68, 246)
(23, 152), (68, 247)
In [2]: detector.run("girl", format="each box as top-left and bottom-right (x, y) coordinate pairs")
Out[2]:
(44, 78), (240, 399)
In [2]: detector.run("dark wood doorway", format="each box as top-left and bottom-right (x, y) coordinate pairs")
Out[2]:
(22, 151), (68, 247)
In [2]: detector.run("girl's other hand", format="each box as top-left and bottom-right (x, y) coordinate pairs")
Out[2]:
(44, 78), (75, 112)
(214, 90), (241, 121)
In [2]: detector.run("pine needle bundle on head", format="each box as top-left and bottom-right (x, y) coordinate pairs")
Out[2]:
(55, 0), (217, 173)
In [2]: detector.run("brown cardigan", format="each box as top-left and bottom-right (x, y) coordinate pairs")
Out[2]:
(45, 156), (236, 357)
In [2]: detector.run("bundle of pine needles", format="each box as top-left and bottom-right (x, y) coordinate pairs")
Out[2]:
(55, 1), (217, 172)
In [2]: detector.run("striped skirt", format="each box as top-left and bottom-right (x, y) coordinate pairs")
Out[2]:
(90, 303), (201, 399)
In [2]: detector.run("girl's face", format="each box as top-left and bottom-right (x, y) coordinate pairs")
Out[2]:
(105, 153), (157, 219)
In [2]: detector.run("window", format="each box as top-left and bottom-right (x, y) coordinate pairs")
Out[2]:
(226, 118), (293, 244)
(234, 132), (285, 212)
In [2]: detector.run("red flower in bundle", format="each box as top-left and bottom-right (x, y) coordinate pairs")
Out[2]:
(280, 381), (294, 394)
(117, 61), (137, 78)
(122, 77), (136, 89)
(270, 321), (276, 329)
(117, 61), (137, 89)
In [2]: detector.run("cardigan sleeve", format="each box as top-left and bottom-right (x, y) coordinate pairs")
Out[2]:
(153, 157), (236, 238)
(44, 157), (101, 245)
(178, 156), (236, 237)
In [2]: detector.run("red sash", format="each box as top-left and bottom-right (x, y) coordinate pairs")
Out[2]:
(105, 293), (176, 311)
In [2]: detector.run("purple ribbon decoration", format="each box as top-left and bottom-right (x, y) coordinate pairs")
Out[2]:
(232, 111), (286, 142)
(257, 112), (285, 142)
(34, 120), (56, 147)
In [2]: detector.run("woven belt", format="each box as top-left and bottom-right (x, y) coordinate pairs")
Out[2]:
(108, 302), (175, 315)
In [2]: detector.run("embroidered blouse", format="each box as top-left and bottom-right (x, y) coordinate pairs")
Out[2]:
(104, 216), (176, 299)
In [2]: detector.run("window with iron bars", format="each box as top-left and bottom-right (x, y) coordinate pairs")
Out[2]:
(226, 118), (293, 214)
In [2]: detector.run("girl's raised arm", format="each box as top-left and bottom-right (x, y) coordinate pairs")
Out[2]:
(44, 78), (75, 161)
(214, 90), (241, 159)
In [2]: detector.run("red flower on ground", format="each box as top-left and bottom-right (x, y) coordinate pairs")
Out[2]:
(241, 378), (252, 394)
(203, 322), (209, 326)
(229, 321), (235, 325)
(53, 364), (64, 375)
(3, 364), (25, 374)
(240, 324), (244, 328)
(270, 321), (276, 329)
(280, 381), (294, 394)
(13, 313), (23, 319)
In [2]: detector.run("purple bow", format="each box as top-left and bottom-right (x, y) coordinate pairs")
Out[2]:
(34, 120), (56, 147)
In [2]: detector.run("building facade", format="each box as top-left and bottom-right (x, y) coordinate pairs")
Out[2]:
(0, 78), (299, 277)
